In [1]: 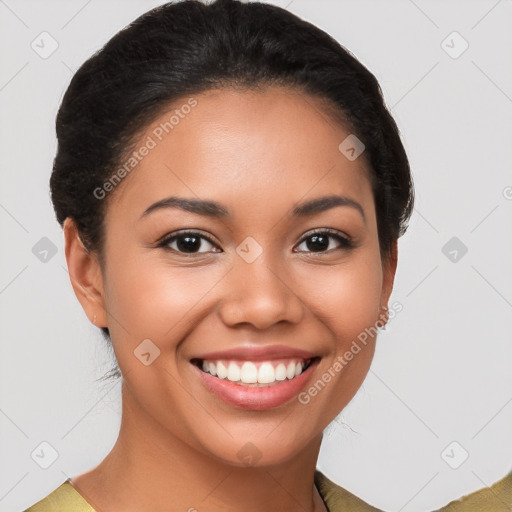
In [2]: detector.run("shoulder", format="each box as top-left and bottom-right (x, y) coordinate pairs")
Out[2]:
(432, 471), (512, 512)
(23, 480), (96, 512)
(315, 469), (384, 512)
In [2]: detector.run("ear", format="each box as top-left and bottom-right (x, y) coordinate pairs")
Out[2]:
(379, 239), (398, 322)
(63, 217), (108, 327)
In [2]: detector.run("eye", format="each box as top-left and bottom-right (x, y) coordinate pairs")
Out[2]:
(294, 229), (354, 254)
(158, 230), (221, 255)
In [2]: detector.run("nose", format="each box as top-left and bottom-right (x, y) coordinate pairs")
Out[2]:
(218, 253), (305, 330)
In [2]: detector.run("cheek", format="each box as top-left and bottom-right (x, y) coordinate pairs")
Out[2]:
(103, 256), (226, 349)
(299, 251), (383, 348)
(294, 254), (383, 425)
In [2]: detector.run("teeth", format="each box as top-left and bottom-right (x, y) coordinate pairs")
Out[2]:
(227, 362), (241, 382)
(258, 362), (275, 384)
(275, 363), (287, 381)
(241, 362), (258, 383)
(217, 361), (228, 379)
(198, 358), (311, 385)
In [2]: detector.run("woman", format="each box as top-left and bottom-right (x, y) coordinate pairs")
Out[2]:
(24, 0), (414, 510)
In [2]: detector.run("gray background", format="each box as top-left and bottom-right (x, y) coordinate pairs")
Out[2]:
(1, 0), (511, 511)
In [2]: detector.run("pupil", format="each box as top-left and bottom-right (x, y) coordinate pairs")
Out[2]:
(307, 234), (328, 252)
(177, 235), (200, 253)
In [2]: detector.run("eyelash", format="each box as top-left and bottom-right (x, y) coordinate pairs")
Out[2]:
(157, 228), (354, 256)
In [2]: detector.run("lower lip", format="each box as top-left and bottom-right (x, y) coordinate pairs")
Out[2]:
(192, 359), (320, 410)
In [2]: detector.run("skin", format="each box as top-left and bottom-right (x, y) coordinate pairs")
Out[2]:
(64, 85), (397, 512)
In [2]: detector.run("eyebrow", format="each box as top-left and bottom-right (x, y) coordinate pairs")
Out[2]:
(140, 194), (365, 222)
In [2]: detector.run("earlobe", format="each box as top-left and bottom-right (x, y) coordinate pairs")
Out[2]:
(63, 217), (108, 327)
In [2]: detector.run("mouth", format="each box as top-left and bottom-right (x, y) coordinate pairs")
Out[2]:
(191, 357), (318, 387)
(190, 356), (321, 410)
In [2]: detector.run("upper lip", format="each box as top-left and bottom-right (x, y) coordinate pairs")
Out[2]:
(191, 344), (317, 362)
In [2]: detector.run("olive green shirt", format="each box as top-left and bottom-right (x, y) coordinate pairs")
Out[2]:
(432, 470), (512, 511)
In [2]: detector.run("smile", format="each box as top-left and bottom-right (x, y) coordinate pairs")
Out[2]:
(192, 358), (315, 387)
(190, 356), (321, 410)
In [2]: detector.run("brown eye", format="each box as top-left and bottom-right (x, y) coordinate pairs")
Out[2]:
(158, 231), (221, 255)
(295, 229), (353, 253)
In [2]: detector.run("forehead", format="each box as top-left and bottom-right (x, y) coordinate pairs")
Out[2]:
(105, 86), (374, 224)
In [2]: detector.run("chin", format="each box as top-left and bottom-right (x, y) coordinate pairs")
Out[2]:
(195, 428), (319, 469)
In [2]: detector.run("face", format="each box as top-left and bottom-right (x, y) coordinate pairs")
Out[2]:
(67, 86), (396, 467)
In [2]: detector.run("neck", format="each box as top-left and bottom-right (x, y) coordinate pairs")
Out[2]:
(71, 380), (327, 512)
